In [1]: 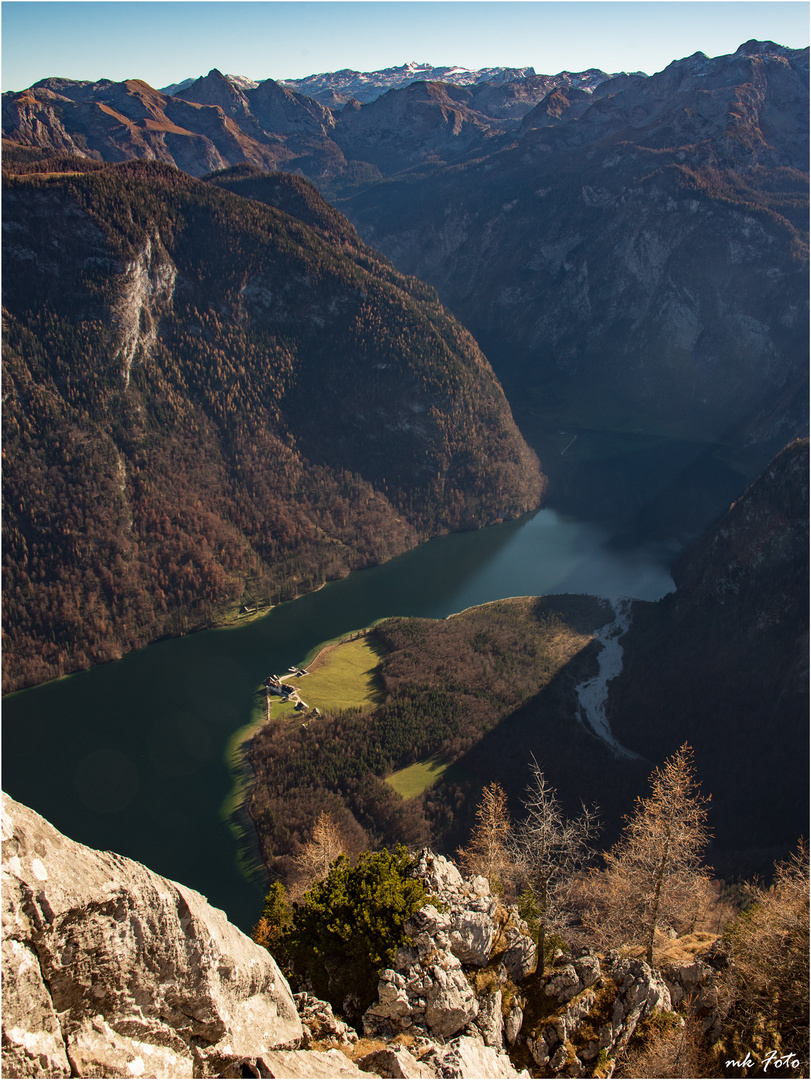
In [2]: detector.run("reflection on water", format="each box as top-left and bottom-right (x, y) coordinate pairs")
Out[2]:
(2, 508), (675, 931)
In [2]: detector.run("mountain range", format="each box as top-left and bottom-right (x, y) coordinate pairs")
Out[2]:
(4, 41), (806, 544)
(344, 40), (809, 533)
(162, 61), (622, 109)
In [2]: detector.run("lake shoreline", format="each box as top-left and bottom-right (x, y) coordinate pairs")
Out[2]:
(3, 507), (677, 929)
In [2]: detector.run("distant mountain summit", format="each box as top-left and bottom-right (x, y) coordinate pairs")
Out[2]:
(159, 62), (622, 109)
(277, 60), (613, 106)
(161, 73), (259, 96)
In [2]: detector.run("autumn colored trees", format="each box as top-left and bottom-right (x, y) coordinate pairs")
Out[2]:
(458, 781), (512, 890)
(596, 744), (712, 965)
(511, 761), (600, 974)
(722, 840), (809, 1066)
(460, 745), (715, 971)
(2, 158), (543, 692)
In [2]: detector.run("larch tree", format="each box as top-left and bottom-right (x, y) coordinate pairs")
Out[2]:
(292, 810), (348, 896)
(723, 840), (809, 1064)
(510, 758), (600, 974)
(458, 781), (513, 893)
(601, 743), (712, 965)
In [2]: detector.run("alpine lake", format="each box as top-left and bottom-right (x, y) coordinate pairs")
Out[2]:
(3, 506), (677, 932)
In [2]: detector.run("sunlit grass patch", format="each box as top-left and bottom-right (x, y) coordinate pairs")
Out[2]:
(387, 753), (451, 799)
(267, 633), (387, 721)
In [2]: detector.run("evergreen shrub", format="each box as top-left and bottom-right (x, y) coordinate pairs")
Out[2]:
(284, 845), (429, 1019)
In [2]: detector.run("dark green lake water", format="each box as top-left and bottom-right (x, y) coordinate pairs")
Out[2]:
(2, 508), (675, 931)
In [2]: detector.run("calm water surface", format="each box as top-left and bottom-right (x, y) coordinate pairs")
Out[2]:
(2, 508), (675, 930)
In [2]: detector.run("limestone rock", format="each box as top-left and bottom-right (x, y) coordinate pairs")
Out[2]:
(259, 1048), (379, 1077)
(420, 1035), (528, 1078)
(364, 852), (532, 1044)
(662, 959), (718, 1013)
(1, 793), (302, 1079)
(474, 988), (503, 1048)
(542, 951), (602, 1004)
(602, 953), (672, 1053)
(573, 953), (601, 990)
(357, 1045), (438, 1078)
(544, 963), (582, 1004)
(501, 925), (536, 982)
(2, 933), (71, 1078)
(364, 970), (414, 1029)
(448, 910), (495, 967)
(423, 964), (479, 1038)
(413, 850), (465, 894)
(504, 1001), (524, 1046)
(294, 991), (358, 1046)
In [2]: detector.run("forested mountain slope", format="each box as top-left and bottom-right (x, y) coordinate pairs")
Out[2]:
(608, 437), (809, 877)
(245, 442), (808, 885)
(2, 157), (543, 692)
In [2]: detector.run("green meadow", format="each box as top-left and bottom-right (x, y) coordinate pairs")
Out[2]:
(386, 754), (452, 799)
(267, 634), (386, 720)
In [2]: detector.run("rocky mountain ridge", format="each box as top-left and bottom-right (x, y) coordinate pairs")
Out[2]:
(161, 61), (618, 109)
(2, 795), (727, 1079)
(345, 39), (808, 532)
(276, 62), (618, 109)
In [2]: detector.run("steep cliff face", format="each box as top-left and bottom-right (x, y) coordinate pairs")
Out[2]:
(607, 439), (809, 875)
(1, 793), (303, 1078)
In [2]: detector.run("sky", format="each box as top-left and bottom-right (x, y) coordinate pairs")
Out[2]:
(2, 0), (808, 93)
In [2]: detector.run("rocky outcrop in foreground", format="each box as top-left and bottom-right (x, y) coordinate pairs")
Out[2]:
(1, 794), (309, 1078)
(357, 852), (703, 1078)
(3, 799), (716, 1078)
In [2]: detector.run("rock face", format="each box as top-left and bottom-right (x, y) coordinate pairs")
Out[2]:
(526, 950), (673, 1075)
(362, 853), (525, 1042)
(1, 793), (302, 1078)
(295, 991), (358, 1048)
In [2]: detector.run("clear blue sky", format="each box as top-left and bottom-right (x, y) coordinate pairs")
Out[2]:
(2, 1), (808, 92)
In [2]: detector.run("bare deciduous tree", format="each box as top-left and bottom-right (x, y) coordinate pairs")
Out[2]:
(458, 781), (513, 893)
(723, 839), (809, 1064)
(511, 758), (600, 974)
(598, 743), (711, 964)
(291, 810), (347, 896)
(618, 1016), (712, 1078)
